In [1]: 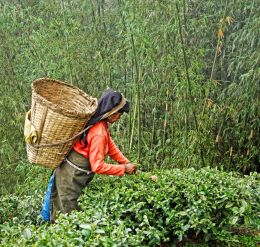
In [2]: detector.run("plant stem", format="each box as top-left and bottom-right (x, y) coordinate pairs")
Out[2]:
(60, 0), (73, 83)
(130, 31), (141, 163)
(176, 2), (205, 167)
(129, 95), (137, 151)
(201, 0), (228, 117)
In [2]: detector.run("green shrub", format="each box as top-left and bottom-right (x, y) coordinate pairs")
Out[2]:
(0, 191), (44, 226)
(1, 168), (259, 246)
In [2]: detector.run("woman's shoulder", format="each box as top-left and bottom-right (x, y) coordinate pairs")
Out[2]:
(88, 121), (108, 137)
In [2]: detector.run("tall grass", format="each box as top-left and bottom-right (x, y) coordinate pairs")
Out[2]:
(0, 0), (259, 193)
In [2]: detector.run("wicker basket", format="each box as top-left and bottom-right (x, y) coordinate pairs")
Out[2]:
(26, 78), (97, 169)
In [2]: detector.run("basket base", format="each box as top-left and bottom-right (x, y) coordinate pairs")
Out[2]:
(26, 144), (70, 169)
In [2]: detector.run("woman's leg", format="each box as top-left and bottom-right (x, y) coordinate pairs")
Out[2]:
(50, 155), (94, 223)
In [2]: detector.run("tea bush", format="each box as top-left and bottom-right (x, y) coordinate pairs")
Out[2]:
(0, 191), (44, 226)
(0, 160), (50, 195)
(1, 167), (259, 246)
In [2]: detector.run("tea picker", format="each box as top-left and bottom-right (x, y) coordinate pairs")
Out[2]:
(24, 78), (137, 223)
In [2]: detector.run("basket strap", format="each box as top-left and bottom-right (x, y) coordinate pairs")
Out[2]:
(65, 158), (92, 175)
(37, 106), (48, 144)
(30, 125), (92, 148)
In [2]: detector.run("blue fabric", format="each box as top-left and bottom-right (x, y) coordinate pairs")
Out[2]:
(40, 174), (54, 222)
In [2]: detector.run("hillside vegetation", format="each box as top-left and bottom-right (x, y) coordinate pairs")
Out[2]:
(0, 0), (259, 246)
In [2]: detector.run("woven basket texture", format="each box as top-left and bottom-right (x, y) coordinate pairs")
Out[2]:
(26, 78), (97, 169)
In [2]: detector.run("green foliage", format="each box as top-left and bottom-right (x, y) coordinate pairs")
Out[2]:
(0, 0), (259, 195)
(0, 191), (43, 225)
(0, 1), (259, 245)
(1, 168), (259, 246)
(0, 160), (49, 196)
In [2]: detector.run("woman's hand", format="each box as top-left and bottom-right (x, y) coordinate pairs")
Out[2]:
(124, 163), (137, 174)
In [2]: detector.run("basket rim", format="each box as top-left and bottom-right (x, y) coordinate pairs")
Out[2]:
(32, 78), (97, 119)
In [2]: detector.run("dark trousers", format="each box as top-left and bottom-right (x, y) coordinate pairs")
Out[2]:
(50, 150), (94, 223)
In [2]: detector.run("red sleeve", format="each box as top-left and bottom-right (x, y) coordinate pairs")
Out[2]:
(88, 135), (125, 176)
(108, 135), (130, 164)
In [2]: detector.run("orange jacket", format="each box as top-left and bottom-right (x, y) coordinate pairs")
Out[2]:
(73, 121), (129, 176)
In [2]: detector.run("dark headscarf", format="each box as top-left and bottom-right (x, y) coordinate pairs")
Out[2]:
(81, 88), (129, 146)
(87, 88), (129, 126)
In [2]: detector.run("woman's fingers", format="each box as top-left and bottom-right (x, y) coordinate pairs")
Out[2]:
(125, 163), (137, 174)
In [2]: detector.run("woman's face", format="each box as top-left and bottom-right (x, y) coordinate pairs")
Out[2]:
(107, 112), (122, 124)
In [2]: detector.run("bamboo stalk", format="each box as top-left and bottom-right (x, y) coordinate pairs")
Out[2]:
(130, 31), (141, 163)
(182, 0), (187, 30)
(129, 95), (137, 150)
(176, 3), (205, 167)
(210, 0), (228, 81)
(163, 88), (169, 147)
(90, 0), (96, 27)
(101, 0), (106, 31)
(201, 0), (228, 116)
(213, 106), (228, 166)
(150, 107), (156, 166)
(128, 87), (133, 149)
(60, 0), (73, 83)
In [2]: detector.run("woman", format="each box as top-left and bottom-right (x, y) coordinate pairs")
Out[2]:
(49, 89), (137, 223)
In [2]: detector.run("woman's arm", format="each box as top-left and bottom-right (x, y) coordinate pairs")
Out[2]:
(88, 135), (126, 176)
(107, 135), (130, 164)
